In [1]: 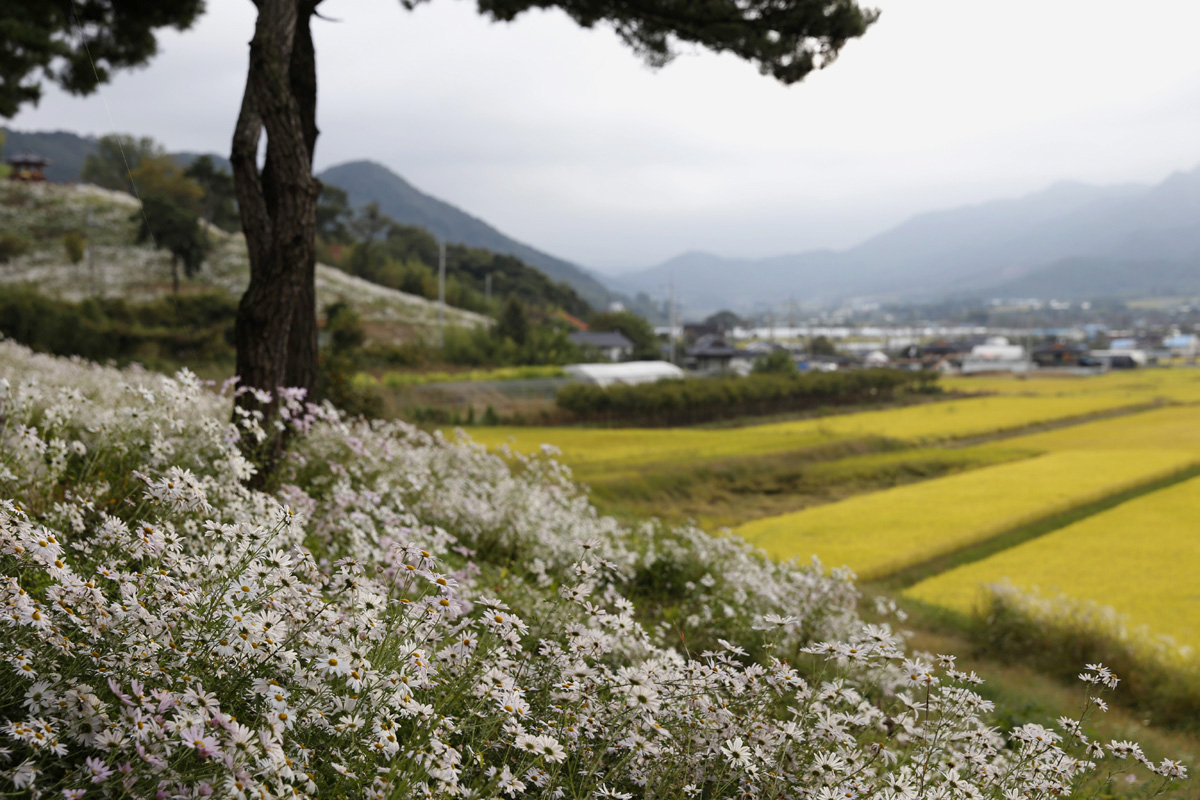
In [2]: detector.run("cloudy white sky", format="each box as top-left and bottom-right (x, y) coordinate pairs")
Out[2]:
(11, 0), (1200, 273)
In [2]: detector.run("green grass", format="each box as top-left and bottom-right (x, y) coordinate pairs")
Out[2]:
(360, 364), (566, 388)
(875, 594), (1200, 773)
(585, 440), (1031, 530)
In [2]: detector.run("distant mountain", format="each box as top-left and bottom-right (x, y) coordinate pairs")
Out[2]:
(618, 166), (1200, 312)
(317, 160), (611, 310)
(987, 256), (1200, 300)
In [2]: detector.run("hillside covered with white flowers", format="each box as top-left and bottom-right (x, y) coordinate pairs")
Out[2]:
(0, 340), (1188, 799)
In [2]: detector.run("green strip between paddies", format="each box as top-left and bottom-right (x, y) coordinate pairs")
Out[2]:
(904, 472), (1200, 650)
(734, 449), (1198, 581)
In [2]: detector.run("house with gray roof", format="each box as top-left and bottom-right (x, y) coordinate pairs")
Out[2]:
(568, 330), (635, 362)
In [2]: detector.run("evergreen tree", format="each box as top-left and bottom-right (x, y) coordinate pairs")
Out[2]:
(132, 196), (208, 292)
(495, 296), (530, 346)
(0, 0), (203, 118)
(127, 157), (208, 292)
(316, 185), (354, 243)
(809, 335), (838, 356)
(80, 134), (166, 193)
(704, 310), (745, 333)
(752, 348), (798, 375)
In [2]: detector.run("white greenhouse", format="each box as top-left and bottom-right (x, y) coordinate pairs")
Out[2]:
(563, 361), (684, 388)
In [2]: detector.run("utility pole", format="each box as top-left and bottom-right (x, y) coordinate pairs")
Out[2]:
(668, 274), (677, 364)
(485, 273), (492, 305)
(1026, 316), (1033, 374)
(438, 240), (446, 349)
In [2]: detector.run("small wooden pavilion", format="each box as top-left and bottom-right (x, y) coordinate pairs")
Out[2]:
(6, 153), (51, 182)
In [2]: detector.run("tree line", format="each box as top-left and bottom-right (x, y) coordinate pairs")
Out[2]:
(556, 369), (939, 427)
(316, 189), (592, 317)
(0, 286), (237, 368)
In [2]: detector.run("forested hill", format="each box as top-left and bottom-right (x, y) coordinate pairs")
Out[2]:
(333, 216), (594, 318)
(3, 129), (612, 310)
(316, 160), (612, 309)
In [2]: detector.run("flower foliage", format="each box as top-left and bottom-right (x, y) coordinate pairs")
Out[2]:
(0, 340), (1187, 799)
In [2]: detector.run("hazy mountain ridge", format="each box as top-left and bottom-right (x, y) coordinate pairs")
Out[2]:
(619, 165), (1200, 311)
(986, 256), (1200, 300)
(10, 126), (1200, 313)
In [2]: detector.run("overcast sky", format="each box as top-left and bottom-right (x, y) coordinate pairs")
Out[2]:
(11, 0), (1200, 273)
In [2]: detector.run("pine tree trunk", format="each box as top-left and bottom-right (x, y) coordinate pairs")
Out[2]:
(283, 6), (320, 395)
(229, 0), (321, 479)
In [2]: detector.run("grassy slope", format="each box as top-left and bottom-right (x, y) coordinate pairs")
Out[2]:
(0, 181), (489, 344)
(886, 599), (1200, 763)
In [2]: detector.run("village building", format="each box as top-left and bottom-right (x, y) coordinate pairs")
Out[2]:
(567, 330), (634, 362)
(1031, 342), (1095, 368)
(1162, 333), (1199, 358)
(5, 153), (50, 182)
(684, 334), (741, 372)
(960, 336), (1029, 374)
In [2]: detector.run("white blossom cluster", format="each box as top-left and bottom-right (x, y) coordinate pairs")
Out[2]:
(0, 340), (1186, 799)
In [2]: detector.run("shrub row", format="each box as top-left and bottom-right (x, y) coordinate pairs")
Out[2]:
(0, 284), (236, 367)
(556, 368), (939, 426)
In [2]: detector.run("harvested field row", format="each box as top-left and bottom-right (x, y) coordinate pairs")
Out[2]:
(905, 473), (1200, 650)
(734, 449), (1198, 581)
(467, 392), (1147, 478)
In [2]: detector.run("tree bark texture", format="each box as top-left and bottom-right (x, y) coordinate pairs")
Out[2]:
(230, 0), (321, 475)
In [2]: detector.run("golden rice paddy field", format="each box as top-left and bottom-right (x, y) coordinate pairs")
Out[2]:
(1000, 404), (1200, 453)
(463, 368), (1200, 650)
(944, 367), (1200, 404)
(733, 448), (1198, 580)
(904, 474), (1200, 650)
(465, 391), (1147, 479)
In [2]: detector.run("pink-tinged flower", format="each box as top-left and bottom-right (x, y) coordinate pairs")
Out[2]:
(107, 678), (133, 706)
(135, 742), (166, 768)
(63, 791), (87, 799)
(85, 755), (113, 783)
(179, 725), (223, 759)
